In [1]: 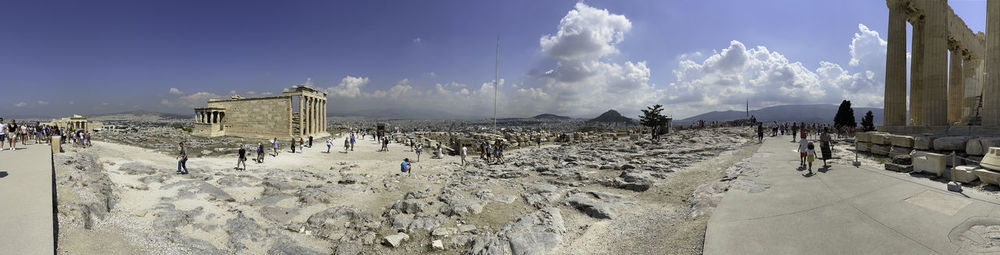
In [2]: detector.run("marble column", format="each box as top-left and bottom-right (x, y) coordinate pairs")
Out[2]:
(885, 0), (907, 126)
(910, 19), (925, 125)
(949, 48), (965, 124)
(921, 0), (949, 126)
(321, 99), (326, 133)
(985, 0), (1000, 126)
(965, 57), (984, 121)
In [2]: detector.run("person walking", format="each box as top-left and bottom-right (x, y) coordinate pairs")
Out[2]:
(791, 123), (798, 142)
(344, 137), (350, 153)
(177, 142), (189, 174)
(7, 120), (17, 150)
(461, 145), (468, 166)
(799, 122), (808, 141)
(272, 138), (280, 157)
(798, 136), (809, 169)
(299, 137), (304, 153)
(257, 142), (265, 163)
(415, 144), (422, 162)
(820, 128), (833, 167)
(350, 134), (355, 151)
(381, 137), (389, 152)
(326, 138), (332, 153)
(308, 135), (313, 148)
(236, 145), (247, 170)
(290, 138), (296, 153)
(756, 123), (764, 143)
(0, 118), (6, 151)
(806, 142), (816, 174)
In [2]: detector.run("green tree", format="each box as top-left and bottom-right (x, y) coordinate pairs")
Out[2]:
(860, 111), (875, 131)
(833, 100), (857, 129)
(639, 104), (669, 139)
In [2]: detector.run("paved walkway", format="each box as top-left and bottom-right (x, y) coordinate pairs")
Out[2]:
(705, 136), (1000, 255)
(0, 143), (55, 255)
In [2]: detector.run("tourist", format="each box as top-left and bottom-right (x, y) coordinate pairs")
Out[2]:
(344, 137), (350, 153)
(236, 145), (247, 170)
(20, 122), (28, 145)
(756, 123), (764, 143)
(257, 142), (265, 163)
(415, 144), (422, 162)
(350, 134), (355, 151)
(7, 120), (17, 150)
(461, 145), (467, 166)
(326, 138), (332, 153)
(177, 142), (189, 174)
(401, 158), (411, 175)
(86, 131), (91, 147)
(820, 128), (833, 167)
(798, 136), (809, 168)
(291, 138), (297, 153)
(299, 137), (304, 153)
(806, 142), (816, 174)
(272, 138), (279, 156)
(0, 118), (6, 150)
(381, 137), (389, 152)
(791, 123), (798, 142)
(800, 122), (807, 141)
(536, 136), (542, 148)
(308, 135), (313, 148)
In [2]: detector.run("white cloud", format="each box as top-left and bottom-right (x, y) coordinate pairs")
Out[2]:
(169, 87), (184, 95)
(326, 76), (370, 98)
(14, 102), (26, 107)
(540, 2), (631, 61)
(37, 100), (48, 105)
(664, 23), (887, 117)
(163, 91), (222, 108)
(413, 37), (422, 44)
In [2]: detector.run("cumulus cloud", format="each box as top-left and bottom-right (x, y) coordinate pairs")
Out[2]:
(664, 24), (886, 117)
(14, 102), (26, 107)
(319, 3), (661, 118)
(326, 76), (370, 98)
(169, 87), (184, 95)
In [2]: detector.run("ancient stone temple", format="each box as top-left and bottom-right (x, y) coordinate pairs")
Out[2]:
(882, 0), (995, 133)
(48, 114), (101, 131)
(193, 85), (327, 138)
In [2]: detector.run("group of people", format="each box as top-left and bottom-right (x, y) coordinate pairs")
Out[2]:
(0, 118), (92, 151)
(479, 139), (505, 164)
(794, 126), (834, 175)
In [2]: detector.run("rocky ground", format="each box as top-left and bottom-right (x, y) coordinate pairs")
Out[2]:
(55, 127), (756, 254)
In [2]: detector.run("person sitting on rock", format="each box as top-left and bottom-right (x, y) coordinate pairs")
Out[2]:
(401, 158), (411, 175)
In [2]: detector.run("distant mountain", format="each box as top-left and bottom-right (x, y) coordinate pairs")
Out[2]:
(90, 110), (189, 121)
(532, 113), (571, 120)
(588, 109), (635, 124)
(677, 104), (883, 125)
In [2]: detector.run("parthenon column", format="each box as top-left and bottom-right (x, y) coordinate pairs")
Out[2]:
(985, 0), (1000, 126)
(310, 97), (316, 134)
(910, 18), (925, 125)
(321, 99), (326, 133)
(966, 57), (984, 121)
(884, 0), (907, 126)
(921, 0), (949, 126)
(948, 48), (965, 124)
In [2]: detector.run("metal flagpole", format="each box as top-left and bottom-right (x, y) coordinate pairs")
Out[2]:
(494, 36), (499, 134)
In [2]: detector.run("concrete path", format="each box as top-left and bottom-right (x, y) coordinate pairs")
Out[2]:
(705, 136), (1000, 255)
(0, 143), (55, 255)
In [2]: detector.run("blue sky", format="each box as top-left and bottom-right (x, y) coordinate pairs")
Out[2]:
(0, 0), (988, 119)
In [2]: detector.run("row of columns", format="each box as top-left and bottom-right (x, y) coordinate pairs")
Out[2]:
(884, 0), (996, 127)
(299, 96), (326, 136)
(196, 111), (224, 124)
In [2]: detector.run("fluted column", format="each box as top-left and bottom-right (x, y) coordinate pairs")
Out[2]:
(985, 0), (1000, 126)
(949, 48), (965, 124)
(910, 19), (925, 125)
(921, 0), (949, 126)
(885, 0), (907, 126)
(965, 57), (984, 121)
(321, 99), (326, 133)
